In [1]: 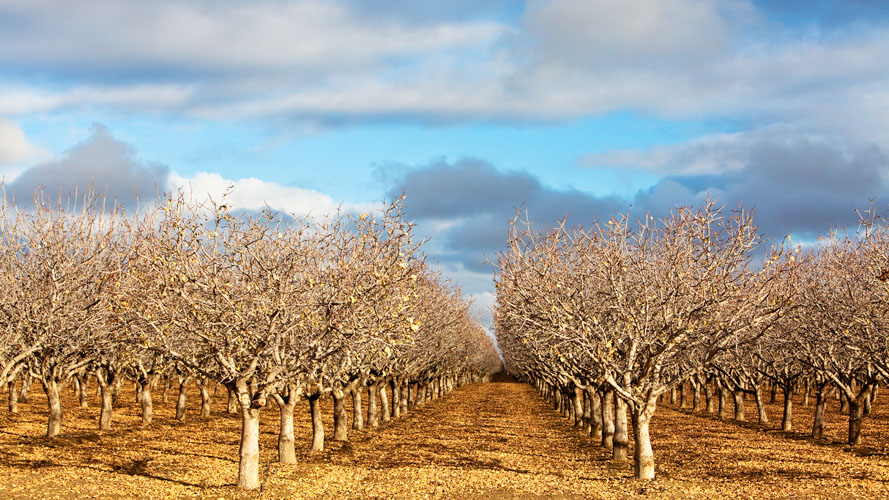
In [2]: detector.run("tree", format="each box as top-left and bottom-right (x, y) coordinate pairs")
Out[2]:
(496, 200), (794, 479)
(0, 191), (124, 437)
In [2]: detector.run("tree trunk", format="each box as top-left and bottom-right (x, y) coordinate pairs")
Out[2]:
(351, 387), (364, 431)
(390, 380), (401, 419)
(199, 379), (212, 417)
(581, 390), (591, 432)
(704, 381), (715, 413)
(42, 379), (63, 438)
(781, 386), (793, 431)
(368, 384), (380, 428)
(812, 385), (826, 440)
(717, 385), (728, 419)
(176, 376), (192, 421)
(753, 388), (769, 425)
(7, 380), (18, 413)
(733, 390), (746, 421)
(692, 378), (701, 411)
(309, 394), (324, 451)
(75, 374), (89, 408)
(237, 404), (261, 489)
(847, 382), (874, 446)
(99, 383), (114, 431)
(669, 387), (677, 406)
(631, 398), (657, 479)
(863, 385), (873, 417)
(801, 381), (810, 407)
(332, 389), (349, 441)
(400, 381), (409, 415)
(140, 381), (153, 427)
(20, 373), (32, 403)
(272, 387), (299, 465)
(678, 383), (685, 408)
(573, 389), (583, 427)
(848, 398), (864, 445)
(161, 376), (170, 403)
(770, 383), (777, 403)
(418, 383), (428, 405)
(613, 394), (629, 461)
(112, 377), (122, 406)
(227, 387), (239, 414)
(588, 389), (603, 441)
(601, 388), (614, 450)
(380, 385), (391, 422)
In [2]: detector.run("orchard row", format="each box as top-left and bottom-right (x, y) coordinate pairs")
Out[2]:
(0, 191), (501, 489)
(496, 199), (889, 479)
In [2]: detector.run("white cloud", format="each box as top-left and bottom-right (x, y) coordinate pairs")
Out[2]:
(0, 85), (193, 115)
(583, 126), (878, 177)
(0, 117), (52, 178)
(468, 290), (496, 324)
(0, 1), (504, 78)
(1, 0), (888, 146)
(167, 171), (374, 218)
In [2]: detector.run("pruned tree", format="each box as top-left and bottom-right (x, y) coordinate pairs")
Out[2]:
(496, 199), (795, 479)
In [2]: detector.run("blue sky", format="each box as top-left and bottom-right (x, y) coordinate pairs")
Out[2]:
(2, 0), (889, 325)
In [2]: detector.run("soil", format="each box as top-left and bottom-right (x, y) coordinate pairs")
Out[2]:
(0, 377), (888, 499)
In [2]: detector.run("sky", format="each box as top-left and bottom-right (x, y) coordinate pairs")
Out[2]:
(2, 0), (889, 328)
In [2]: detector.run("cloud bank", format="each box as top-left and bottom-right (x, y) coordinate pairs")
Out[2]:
(8, 124), (167, 208)
(1, 0), (887, 144)
(5, 124), (365, 218)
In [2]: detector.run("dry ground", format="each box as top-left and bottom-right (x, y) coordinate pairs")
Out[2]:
(0, 377), (888, 499)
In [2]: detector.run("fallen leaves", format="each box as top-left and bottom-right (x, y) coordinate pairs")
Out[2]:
(0, 380), (887, 498)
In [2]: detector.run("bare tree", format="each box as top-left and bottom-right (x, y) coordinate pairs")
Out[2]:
(496, 200), (795, 479)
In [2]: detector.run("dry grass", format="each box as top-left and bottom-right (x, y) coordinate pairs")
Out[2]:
(1, 378), (888, 499)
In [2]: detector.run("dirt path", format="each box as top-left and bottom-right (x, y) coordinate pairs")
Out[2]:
(263, 376), (614, 499)
(2, 378), (889, 498)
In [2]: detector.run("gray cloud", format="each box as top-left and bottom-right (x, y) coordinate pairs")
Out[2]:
(344, 0), (519, 23)
(388, 158), (624, 273)
(1, 0), (888, 146)
(617, 130), (889, 238)
(393, 130), (889, 278)
(10, 124), (169, 208)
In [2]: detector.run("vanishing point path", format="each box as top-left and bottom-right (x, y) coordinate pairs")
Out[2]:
(258, 376), (889, 499)
(3, 376), (889, 498)
(262, 374), (615, 499)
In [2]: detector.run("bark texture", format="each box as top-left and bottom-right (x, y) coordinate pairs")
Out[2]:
(309, 394), (325, 451)
(612, 396), (629, 461)
(332, 389), (349, 441)
(42, 379), (63, 438)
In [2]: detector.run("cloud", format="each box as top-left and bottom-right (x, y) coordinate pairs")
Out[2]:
(2, 0), (889, 144)
(168, 171), (369, 218)
(388, 158), (624, 273)
(384, 139), (889, 324)
(9, 124), (168, 208)
(518, 0), (749, 71)
(583, 125), (795, 176)
(0, 85), (193, 115)
(3, 121), (368, 218)
(600, 128), (889, 237)
(0, 0), (504, 92)
(0, 117), (51, 177)
(343, 0), (519, 23)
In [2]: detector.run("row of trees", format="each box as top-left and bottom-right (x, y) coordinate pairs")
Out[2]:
(0, 190), (501, 489)
(495, 199), (889, 479)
